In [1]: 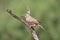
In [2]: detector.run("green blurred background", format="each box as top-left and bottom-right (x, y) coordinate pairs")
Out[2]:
(0, 0), (60, 40)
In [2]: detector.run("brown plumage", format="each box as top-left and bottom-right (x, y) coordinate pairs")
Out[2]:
(24, 10), (46, 31)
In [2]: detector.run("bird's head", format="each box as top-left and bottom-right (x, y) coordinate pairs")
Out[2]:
(24, 9), (30, 18)
(24, 13), (30, 18)
(24, 7), (30, 18)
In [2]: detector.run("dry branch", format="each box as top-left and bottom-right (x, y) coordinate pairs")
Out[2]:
(6, 9), (39, 40)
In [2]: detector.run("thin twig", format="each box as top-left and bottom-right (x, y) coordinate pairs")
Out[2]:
(6, 9), (39, 40)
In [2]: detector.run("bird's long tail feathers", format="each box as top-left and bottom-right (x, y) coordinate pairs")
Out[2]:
(38, 25), (51, 37)
(38, 25), (47, 32)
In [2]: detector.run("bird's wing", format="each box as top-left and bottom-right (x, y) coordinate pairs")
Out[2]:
(30, 16), (40, 24)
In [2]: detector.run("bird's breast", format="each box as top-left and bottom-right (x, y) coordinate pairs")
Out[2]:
(26, 17), (33, 22)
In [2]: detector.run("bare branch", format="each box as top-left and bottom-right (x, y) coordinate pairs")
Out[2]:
(6, 9), (39, 40)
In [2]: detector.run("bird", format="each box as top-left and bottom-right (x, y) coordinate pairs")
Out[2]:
(24, 8), (46, 31)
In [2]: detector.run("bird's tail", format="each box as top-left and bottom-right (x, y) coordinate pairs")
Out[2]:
(38, 25), (51, 37)
(38, 25), (47, 32)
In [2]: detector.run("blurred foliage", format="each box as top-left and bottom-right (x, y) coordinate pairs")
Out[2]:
(0, 0), (60, 40)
